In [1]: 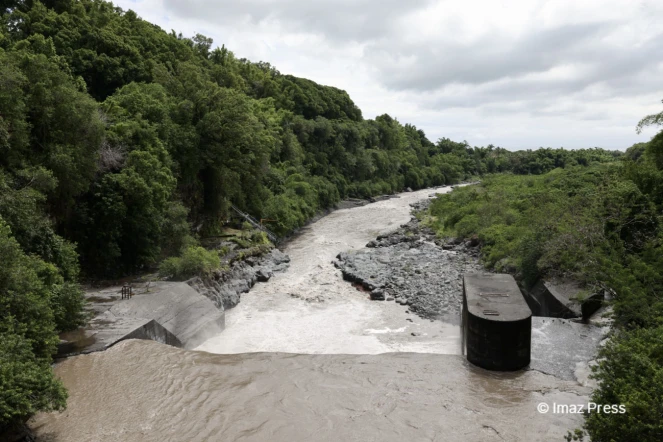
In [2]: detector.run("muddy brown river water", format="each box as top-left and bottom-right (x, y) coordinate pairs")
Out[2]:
(31, 186), (595, 441)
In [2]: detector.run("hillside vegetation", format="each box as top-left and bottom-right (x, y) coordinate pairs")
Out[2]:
(428, 110), (663, 440)
(0, 0), (625, 434)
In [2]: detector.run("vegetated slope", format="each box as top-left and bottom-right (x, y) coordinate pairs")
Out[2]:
(0, 0), (622, 435)
(428, 116), (663, 441)
(1, 0), (622, 277)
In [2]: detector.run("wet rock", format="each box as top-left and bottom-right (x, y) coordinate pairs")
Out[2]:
(466, 236), (480, 247)
(335, 203), (484, 320)
(370, 289), (385, 300)
(270, 249), (291, 265)
(1, 423), (35, 442)
(191, 248), (291, 310)
(272, 263), (289, 273)
(256, 268), (273, 282)
(496, 258), (517, 274)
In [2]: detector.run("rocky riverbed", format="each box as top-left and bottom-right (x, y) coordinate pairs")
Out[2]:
(335, 198), (483, 322)
(334, 196), (607, 382)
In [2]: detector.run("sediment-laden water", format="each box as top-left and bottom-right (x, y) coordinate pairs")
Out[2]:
(196, 186), (469, 355)
(31, 186), (600, 441)
(32, 340), (589, 442)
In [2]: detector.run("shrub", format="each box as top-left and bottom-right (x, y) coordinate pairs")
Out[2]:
(49, 283), (87, 332)
(455, 214), (481, 238)
(250, 230), (270, 244)
(160, 202), (195, 257)
(586, 327), (663, 441)
(0, 327), (67, 431)
(0, 220), (67, 432)
(158, 246), (220, 280)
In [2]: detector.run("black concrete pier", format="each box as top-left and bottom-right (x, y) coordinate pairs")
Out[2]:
(462, 273), (532, 371)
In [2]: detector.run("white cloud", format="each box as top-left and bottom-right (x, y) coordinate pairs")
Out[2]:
(114, 0), (663, 149)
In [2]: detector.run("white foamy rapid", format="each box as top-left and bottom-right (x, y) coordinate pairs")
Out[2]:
(195, 186), (463, 355)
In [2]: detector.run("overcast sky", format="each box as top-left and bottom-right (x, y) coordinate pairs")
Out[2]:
(118, 0), (663, 150)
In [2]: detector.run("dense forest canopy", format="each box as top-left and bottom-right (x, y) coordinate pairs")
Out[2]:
(0, 0), (638, 436)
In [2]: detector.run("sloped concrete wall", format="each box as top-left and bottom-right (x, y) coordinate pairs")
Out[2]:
(109, 282), (225, 349)
(118, 319), (183, 348)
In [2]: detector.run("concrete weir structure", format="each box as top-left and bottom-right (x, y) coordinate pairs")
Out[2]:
(57, 281), (224, 357)
(462, 273), (532, 371)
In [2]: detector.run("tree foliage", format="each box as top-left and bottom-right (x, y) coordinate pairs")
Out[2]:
(0, 220), (68, 430)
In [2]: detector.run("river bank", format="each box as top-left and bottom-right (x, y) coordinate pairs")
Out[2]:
(195, 186), (465, 355)
(30, 185), (605, 441)
(332, 195), (607, 381)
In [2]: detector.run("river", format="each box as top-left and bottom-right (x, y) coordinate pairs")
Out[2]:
(30, 186), (594, 441)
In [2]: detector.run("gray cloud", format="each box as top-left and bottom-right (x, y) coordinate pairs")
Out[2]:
(162, 0), (434, 42)
(368, 23), (663, 95)
(367, 23), (610, 88)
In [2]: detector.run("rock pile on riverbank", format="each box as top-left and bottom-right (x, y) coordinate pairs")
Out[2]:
(188, 248), (291, 310)
(334, 200), (484, 320)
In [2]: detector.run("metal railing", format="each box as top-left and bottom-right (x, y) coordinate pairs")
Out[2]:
(230, 204), (279, 243)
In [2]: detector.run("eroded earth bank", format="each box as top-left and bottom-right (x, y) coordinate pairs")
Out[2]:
(31, 186), (606, 441)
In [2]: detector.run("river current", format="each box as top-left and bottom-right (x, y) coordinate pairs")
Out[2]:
(31, 186), (592, 441)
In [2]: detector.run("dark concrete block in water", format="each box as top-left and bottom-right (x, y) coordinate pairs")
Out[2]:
(528, 279), (603, 320)
(462, 273), (532, 371)
(528, 279), (581, 318)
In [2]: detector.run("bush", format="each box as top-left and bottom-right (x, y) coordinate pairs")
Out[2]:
(586, 327), (663, 441)
(250, 230), (270, 244)
(158, 246), (220, 280)
(0, 327), (67, 431)
(160, 202), (195, 257)
(49, 283), (87, 332)
(0, 220), (67, 432)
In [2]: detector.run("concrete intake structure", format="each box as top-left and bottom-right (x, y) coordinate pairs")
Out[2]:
(462, 273), (532, 371)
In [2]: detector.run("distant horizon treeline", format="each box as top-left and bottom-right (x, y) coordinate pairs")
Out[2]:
(0, 0), (628, 434)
